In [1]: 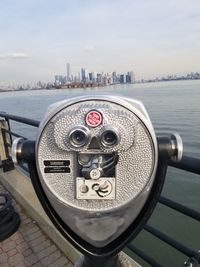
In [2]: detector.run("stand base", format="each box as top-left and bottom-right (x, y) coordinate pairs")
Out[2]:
(74, 253), (132, 267)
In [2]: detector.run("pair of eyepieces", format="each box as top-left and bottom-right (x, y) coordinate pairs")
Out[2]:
(68, 126), (120, 148)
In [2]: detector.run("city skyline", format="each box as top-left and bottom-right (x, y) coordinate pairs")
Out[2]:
(55, 63), (135, 86)
(0, 0), (200, 84)
(1, 68), (199, 91)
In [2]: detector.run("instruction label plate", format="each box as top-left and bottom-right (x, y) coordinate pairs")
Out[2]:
(44, 160), (70, 173)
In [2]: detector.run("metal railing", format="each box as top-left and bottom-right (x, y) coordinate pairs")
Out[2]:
(128, 157), (200, 267)
(0, 112), (200, 267)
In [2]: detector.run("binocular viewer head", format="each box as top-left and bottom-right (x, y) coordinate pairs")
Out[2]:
(12, 95), (183, 257)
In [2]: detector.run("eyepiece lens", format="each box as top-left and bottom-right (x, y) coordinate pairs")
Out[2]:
(70, 130), (87, 147)
(101, 130), (118, 146)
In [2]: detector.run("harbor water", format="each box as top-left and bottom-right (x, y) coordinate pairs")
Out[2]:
(0, 80), (200, 266)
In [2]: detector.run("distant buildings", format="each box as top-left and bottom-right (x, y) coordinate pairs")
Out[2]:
(54, 67), (200, 88)
(3, 61), (200, 92)
(55, 75), (66, 86)
(54, 62), (135, 87)
(143, 72), (200, 83)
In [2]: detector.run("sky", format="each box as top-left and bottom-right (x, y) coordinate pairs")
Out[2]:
(0, 0), (200, 84)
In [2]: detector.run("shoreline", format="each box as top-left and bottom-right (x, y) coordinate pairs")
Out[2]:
(1, 78), (200, 93)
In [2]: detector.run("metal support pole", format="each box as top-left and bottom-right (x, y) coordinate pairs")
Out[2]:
(74, 254), (131, 267)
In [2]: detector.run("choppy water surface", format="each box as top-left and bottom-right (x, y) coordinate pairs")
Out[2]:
(0, 80), (200, 266)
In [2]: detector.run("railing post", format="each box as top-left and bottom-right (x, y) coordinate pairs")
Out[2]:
(0, 119), (8, 160)
(0, 119), (14, 172)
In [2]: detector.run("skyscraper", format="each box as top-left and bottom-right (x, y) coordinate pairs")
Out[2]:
(130, 71), (135, 83)
(120, 74), (126, 83)
(66, 62), (71, 82)
(112, 72), (117, 84)
(81, 68), (88, 82)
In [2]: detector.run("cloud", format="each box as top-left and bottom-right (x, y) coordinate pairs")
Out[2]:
(82, 46), (95, 52)
(0, 53), (30, 59)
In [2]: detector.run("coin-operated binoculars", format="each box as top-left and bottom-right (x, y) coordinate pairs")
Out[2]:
(11, 95), (183, 267)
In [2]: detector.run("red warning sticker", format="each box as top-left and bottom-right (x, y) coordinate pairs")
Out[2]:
(85, 110), (102, 127)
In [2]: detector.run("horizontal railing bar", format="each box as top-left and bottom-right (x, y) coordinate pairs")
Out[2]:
(0, 112), (40, 127)
(159, 196), (200, 221)
(2, 128), (27, 139)
(127, 244), (164, 267)
(144, 225), (200, 260)
(169, 156), (200, 175)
